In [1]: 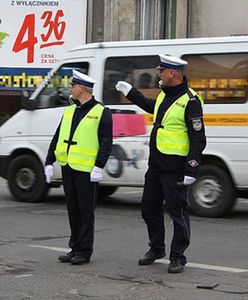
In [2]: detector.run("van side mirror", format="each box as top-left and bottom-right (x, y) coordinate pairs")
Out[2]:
(21, 90), (37, 110)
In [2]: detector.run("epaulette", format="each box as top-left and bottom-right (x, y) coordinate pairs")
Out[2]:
(189, 96), (198, 101)
(187, 90), (199, 101)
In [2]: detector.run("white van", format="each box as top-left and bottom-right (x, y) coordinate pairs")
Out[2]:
(0, 36), (248, 217)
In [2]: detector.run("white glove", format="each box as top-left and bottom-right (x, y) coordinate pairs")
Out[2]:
(115, 81), (132, 96)
(44, 165), (53, 183)
(183, 176), (196, 185)
(90, 166), (103, 182)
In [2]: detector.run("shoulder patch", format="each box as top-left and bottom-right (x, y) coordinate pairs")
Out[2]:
(192, 118), (202, 131)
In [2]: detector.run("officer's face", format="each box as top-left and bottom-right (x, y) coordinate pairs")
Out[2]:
(71, 84), (84, 99)
(159, 68), (175, 87)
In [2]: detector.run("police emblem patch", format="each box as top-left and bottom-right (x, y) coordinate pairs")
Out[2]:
(192, 118), (202, 131)
(188, 160), (199, 167)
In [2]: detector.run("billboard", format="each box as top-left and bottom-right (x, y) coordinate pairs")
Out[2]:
(0, 0), (88, 90)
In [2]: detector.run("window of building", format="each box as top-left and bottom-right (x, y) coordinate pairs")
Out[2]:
(183, 53), (248, 103)
(135, 0), (166, 40)
(36, 62), (89, 108)
(88, 0), (104, 42)
(103, 55), (160, 104)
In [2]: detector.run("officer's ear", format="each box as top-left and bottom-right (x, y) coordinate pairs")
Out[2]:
(173, 69), (184, 81)
(168, 69), (175, 78)
(79, 85), (85, 93)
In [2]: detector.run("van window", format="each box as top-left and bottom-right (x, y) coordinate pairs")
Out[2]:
(183, 53), (248, 103)
(36, 62), (89, 108)
(103, 56), (160, 104)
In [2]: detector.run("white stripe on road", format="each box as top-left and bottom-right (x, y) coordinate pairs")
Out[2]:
(15, 274), (34, 278)
(29, 245), (69, 252)
(28, 245), (248, 273)
(158, 259), (248, 273)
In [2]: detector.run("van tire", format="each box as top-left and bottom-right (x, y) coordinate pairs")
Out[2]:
(99, 186), (118, 197)
(188, 165), (235, 217)
(7, 154), (48, 203)
(105, 145), (126, 178)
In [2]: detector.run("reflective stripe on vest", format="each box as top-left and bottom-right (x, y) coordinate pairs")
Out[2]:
(55, 103), (104, 172)
(153, 88), (203, 156)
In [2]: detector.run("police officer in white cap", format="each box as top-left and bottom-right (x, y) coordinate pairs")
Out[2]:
(116, 54), (206, 273)
(45, 70), (112, 265)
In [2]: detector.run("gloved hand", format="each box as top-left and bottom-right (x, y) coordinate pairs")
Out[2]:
(44, 165), (53, 184)
(115, 81), (132, 96)
(183, 176), (196, 185)
(90, 166), (103, 182)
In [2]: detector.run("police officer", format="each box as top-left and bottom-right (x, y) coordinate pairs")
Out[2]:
(115, 54), (206, 273)
(45, 70), (112, 265)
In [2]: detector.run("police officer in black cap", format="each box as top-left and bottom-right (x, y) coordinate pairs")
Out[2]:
(45, 70), (112, 265)
(115, 54), (206, 273)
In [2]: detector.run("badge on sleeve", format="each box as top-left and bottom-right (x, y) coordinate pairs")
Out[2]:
(192, 118), (202, 131)
(188, 160), (199, 167)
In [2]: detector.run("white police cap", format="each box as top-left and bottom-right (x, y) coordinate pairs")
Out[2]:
(156, 54), (188, 70)
(71, 70), (97, 88)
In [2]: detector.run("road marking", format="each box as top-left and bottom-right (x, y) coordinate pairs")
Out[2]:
(28, 245), (248, 273)
(15, 274), (34, 278)
(158, 259), (248, 273)
(29, 245), (69, 252)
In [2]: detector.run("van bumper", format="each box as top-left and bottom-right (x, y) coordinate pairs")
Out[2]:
(0, 155), (9, 179)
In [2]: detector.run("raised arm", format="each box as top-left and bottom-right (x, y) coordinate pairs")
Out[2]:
(115, 81), (156, 114)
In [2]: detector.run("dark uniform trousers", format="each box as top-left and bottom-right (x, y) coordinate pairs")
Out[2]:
(142, 167), (190, 265)
(62, 165), (98, 258)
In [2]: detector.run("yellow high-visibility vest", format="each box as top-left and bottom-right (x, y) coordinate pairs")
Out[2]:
(153, 88), (204, 156)
(55, 103), (104, 172)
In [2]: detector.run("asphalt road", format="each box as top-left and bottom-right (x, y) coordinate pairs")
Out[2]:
(0, 179), (248, 299)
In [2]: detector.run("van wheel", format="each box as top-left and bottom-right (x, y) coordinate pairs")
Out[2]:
(99, 186), (118, 197)
(7, 155), (49, 203)
(188, 165), (235, 217)
(105, 145), (126, 178)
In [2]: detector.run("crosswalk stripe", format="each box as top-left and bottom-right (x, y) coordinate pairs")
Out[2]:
(28, 245), (248, 273)
(28, 245), (69, 252)
(158, 259), (248, 273)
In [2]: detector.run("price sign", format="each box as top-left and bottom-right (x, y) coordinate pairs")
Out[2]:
(13, 10), (66, 63)
(0, 0), (87, 68)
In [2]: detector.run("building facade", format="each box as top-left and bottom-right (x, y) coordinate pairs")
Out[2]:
(87, 0), (248, 43)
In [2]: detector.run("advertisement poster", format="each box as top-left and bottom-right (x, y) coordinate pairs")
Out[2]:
(0, 0), (87, 90)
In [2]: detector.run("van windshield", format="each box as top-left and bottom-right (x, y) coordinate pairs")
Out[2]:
(35, 62), (89, 108)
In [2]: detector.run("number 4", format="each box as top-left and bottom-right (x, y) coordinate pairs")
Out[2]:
(12, 14), (38, 63)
